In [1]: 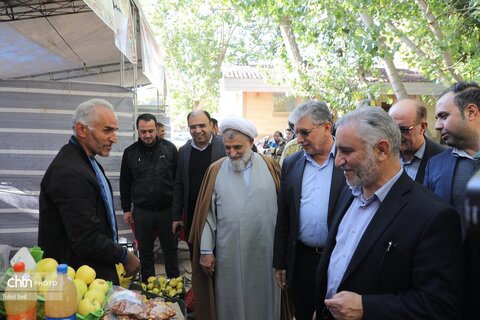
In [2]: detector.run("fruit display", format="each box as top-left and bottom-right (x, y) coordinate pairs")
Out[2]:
(0, 257), (112, 320)
(143, 275), (185, 298)
(69, 265), (111, 319)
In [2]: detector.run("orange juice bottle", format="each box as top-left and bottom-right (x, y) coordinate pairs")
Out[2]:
(4, 262), (37, 320)
(44, 264), (78, 319)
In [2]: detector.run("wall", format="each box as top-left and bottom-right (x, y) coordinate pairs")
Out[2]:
(243, 92), (290, 141)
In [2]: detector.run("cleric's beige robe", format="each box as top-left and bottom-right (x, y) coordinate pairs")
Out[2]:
(189, 153), (281, 320)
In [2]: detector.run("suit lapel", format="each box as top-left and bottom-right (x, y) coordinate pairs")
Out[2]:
(293, 155), (306, 219)
(328, 166), (346, 223)
(443, 154), (457, 204)
(317, 191), (353, 298)
(340, 173), (411, 285)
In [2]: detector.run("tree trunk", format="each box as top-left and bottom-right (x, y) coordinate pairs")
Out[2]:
(414, 0), (463, 81)
(386, 21), (451, 84)
(279, 16), (303, 67)
(359, 12), (408, 99)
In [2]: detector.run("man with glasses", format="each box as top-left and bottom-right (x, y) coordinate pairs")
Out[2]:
(273, 100), (347, 319)
(172, 110), (225, 260)
(388, 99), (444, 182)
(315, 106), (463, 320)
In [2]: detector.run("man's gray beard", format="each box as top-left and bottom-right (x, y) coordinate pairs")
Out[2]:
(229, 148), (252, 172)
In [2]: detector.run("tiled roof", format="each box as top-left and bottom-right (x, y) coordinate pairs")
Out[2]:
(222, 65), (263, 79)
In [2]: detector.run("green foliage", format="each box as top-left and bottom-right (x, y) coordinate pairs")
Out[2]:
(142, 0), (480, 116)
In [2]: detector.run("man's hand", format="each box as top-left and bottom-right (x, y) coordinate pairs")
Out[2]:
(275, 269), (286, 289)
(123, 211), (133, 225)
(123, 251), (141, 277)
(172, 220), (184, 235)
(324, 291), (363, 320)
(199, 254), (215, 277)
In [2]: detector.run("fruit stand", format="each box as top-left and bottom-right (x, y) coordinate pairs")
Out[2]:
(0, 247), (185, 319)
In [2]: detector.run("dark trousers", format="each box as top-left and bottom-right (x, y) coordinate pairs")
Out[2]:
(292, 242), (322, 320)
(133, 207), (179, 280)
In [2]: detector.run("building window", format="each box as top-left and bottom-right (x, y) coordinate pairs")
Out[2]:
(273, 93), (302, 113)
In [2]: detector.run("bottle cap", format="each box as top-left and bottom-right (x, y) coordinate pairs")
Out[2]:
(57, 263), (68, 274)
(13, 261), (25, 272)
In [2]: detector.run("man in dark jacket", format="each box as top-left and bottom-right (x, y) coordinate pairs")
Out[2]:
(171, 110), (225, 260)
(388, 99), (445, 183)
(38, 98), (140, 284)
(120, 113), (179, 280)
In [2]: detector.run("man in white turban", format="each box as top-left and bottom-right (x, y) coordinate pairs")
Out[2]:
(189, 115), (282, 320)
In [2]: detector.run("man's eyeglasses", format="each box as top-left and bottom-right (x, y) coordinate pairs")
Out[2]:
(398, 125), (415, 135)
(294, 123), (325, 137)
(189, 123), (208, 130)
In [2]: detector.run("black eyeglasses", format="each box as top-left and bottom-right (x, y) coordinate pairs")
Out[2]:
(294, 123), (324, 137)
(398, 125), (415, 134)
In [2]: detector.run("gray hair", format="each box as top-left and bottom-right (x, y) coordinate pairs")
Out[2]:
(288, 100), (333, 126)
(336, 107), (401, 158)
(72, 99), (114, 133)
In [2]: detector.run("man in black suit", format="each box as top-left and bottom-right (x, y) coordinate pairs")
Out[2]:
(273, 100), (347, 320)
(39, 99), (140, 283)
(315, 107), (464, 320)
(388, 99), (445, 183)
(171, 110), (225, 260)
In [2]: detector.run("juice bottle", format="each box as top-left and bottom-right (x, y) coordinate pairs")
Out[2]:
(4, 261), (37, 320)
(44, 263), (78, 319)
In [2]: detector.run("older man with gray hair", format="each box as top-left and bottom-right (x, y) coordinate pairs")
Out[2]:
(315, 107), (463, 320)
(189, 115), (281, 320)
(39, 99), (140, 284)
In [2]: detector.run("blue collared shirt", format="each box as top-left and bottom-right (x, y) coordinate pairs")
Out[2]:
(452, 147), (477, 160)
(326, 168), (403, 298)
(401, 141), (426, 180)
(297, 143), (336, 247)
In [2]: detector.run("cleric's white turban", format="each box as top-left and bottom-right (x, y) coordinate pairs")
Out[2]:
(220, 116), (258, 139)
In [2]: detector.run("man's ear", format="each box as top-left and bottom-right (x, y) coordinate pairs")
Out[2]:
(75, 123), (87, 138)
(465, 103), (480, 120)
(376, 139), (390, 161)
(419, 121), (428, 134)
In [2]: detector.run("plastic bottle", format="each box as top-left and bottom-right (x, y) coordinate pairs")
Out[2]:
(4, 261), (37, 320)
(44, 263), (78, 319)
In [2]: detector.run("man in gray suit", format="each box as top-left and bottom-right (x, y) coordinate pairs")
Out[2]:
(388, 99), (444, 183)
(172, 110), (225, 260)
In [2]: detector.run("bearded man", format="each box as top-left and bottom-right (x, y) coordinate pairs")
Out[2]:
(189, 116), (281, 320)
(314, 107), (464, 320)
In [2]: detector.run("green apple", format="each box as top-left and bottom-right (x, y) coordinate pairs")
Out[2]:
(38, 272), (58, 297)
(84, 288), (105, 305)
(77, 297), (101, 316)
(88, 278), (108, 294)
(76, 265), (96, 285)
(35, 258), (58, 274)
(67, 266), (76, 280)
(73, 278), (88, 298)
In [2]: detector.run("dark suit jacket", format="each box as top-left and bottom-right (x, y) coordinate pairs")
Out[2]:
(315, 172), (464, 319)
(172, 134), (225, 230)
(423, 148), (456, 204)
(414, 137), (445, 183)
(273, 150), (347, 286)
(38, 137), (125, 283)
